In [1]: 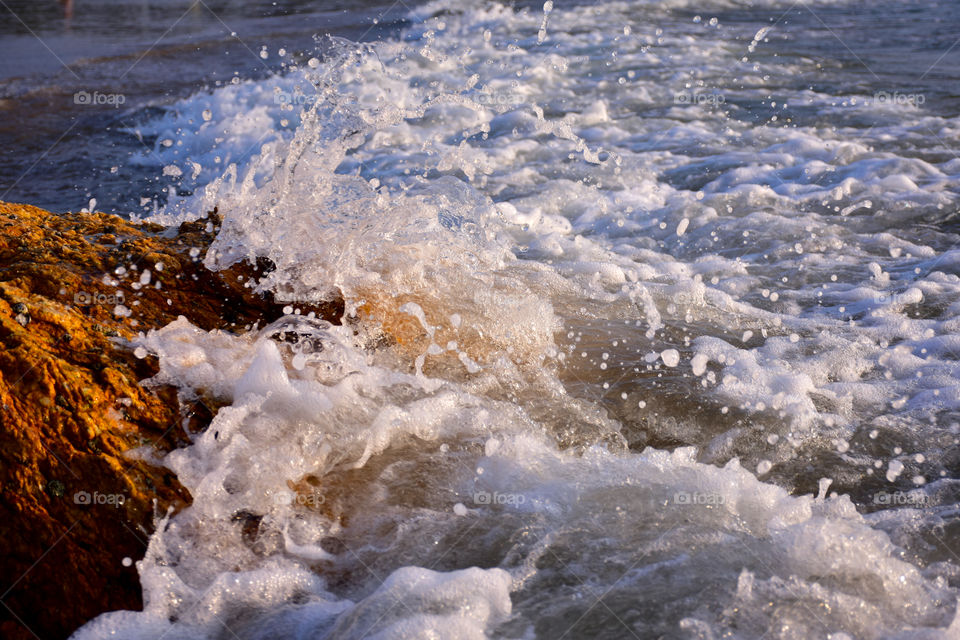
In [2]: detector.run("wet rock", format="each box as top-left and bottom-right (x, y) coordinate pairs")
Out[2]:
(0, 201), (343, 640)
(11, 301), (29, 326)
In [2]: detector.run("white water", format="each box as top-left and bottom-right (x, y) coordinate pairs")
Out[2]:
(75, 0), (960, 638)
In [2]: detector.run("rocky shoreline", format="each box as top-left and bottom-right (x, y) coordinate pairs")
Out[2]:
(0, 201), (341, 639)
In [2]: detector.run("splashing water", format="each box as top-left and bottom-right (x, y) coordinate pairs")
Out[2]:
(75, 0), (960, 638)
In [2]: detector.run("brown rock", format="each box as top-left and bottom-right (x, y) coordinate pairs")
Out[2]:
(0, 201), (343, 640)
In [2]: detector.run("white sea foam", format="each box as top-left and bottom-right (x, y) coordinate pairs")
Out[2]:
(75, 0), (960, 637)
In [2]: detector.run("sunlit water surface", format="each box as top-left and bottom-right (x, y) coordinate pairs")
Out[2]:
(21, 0), (960, 637)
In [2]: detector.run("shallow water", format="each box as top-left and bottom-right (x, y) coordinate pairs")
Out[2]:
(41, 0), (960, 637)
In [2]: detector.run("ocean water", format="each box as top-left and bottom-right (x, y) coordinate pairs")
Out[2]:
(0, 0), (411, 211)
(58, 0), (960, 638)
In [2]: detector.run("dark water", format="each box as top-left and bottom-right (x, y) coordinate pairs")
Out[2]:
(0, 0), (416, 213)
(2, 0), (959, 215)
